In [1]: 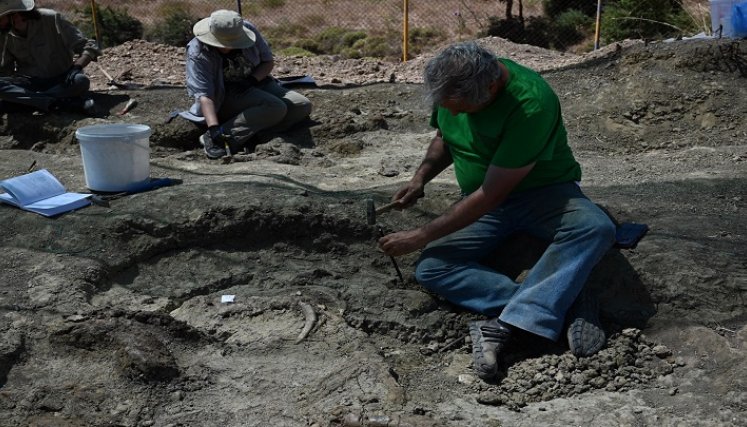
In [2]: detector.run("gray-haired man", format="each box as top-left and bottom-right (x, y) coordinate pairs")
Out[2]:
(378, 41), (616, 380)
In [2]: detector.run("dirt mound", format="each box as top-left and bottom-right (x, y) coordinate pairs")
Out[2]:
(91, 37), (643, 90)
(0, 38), (745, 426)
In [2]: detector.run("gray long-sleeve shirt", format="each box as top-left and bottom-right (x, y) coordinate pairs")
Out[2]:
(185, 20), (273, 117)
(0, 8), (100, 79)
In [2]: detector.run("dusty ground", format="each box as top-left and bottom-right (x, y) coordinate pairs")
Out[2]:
(0, 38), (745, 426)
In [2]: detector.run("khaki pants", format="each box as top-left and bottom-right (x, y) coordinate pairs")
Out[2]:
(219, 79), (312, 144)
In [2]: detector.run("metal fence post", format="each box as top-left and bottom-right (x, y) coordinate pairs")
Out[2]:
(594, 0), (602, 50)
(237, 0), (243, 16)
(90, 0), (102, 47)
(402, 0), (409, 62)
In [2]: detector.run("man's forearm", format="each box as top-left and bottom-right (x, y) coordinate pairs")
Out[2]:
(412, 133), (453, 187)
(199, 96), (220, 127)
(252, 60), (274, 82)
(418, 162), (535, 245)
(419, 188), (495, 243)
(74, 54), (93, 70)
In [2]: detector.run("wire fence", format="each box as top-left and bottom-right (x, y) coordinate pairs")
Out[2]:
(39, 0), (714, 61)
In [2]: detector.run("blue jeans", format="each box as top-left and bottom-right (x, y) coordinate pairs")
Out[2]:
(415, 182), (616, 340)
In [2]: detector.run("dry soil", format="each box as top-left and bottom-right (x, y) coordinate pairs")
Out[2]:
(0, 37), (745, 427)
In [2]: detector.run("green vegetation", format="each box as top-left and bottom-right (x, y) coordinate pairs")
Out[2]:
(275, 46), (315, 57)
(408, 27), (446, 56)
(76, 4), (143, 48)
(260, 0), (286, 8)
(485, 0), (699, 51)
(542, 0), (598, 18)
(554, 9), (593, 48)
(145, 2), (199, 47)
(601, 0), (698, 42)
(263, 24), (443, 60)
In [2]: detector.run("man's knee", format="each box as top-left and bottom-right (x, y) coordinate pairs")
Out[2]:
(589, 215), (616, 247)
(71, 74), (91, 94)
(237, 97), (287, 128)
(414, 256), (446, 289)
(265, 97), (289, 120)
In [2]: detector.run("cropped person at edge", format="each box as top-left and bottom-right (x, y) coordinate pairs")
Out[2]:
(0, 0), (100, 114)
(378, 41), (616, 381)
(185, 9), (312, 159)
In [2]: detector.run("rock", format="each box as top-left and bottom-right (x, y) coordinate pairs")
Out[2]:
(653, 345), (672, 358)
(115, 331), (179, 382)
(477, 391), (503, 405)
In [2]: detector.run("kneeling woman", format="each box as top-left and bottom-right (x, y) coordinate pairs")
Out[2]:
(186, 9), (312, 159)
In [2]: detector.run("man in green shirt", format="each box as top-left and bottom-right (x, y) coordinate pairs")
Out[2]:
(378, 41), (616, 381)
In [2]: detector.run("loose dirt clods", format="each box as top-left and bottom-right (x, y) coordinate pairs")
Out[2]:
(474, 329), (678, 410)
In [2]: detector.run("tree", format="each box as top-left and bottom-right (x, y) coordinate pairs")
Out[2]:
(500, 0), (524, 22)
(543, 0), (598, 18)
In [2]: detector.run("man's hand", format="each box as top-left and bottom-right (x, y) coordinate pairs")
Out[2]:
(378, 228), (428, 257)
(208, 125), (229, 141)
(245, 75), (260, 86)
(64, 65), (83, 86)
(237, 75), (261, 90)
(207, 125), (240, 154)
(391, 181), (425, 210)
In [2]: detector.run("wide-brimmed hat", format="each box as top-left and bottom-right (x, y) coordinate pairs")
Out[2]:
(193, 10), (255, 49)
(0, 0), (35, 17)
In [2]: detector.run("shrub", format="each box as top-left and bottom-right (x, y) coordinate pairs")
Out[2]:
(408, 27), (446, 56)
(601, 0), (687, 42)
(522, 16), (552, 48)
(76, 4), (143, 47)
(276, 46), (315, 57)
(543, 0), (598, 18)
(266, 25), (400, 60)
(146, 5), (198, 47)
(554, 9), (593, 48)
(262, 23), (316, 54)
(353, 35), (391, 58)
(342, 31), (367, 47)
(484, 9), (591, 52)
(484, 16), (527, 44)
(260, 0), (286, 8)
(314, 27), (350, 54)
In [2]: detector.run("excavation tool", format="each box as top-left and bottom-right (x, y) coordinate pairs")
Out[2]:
(94, 61), (138, 90)
(366, 198), (404, 284)
(118, 99), (138, 115)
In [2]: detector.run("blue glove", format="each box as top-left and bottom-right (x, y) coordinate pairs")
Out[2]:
(207, 125), (242, 155)
(208, 125), (230, 141)
(65, 65), (83, 86)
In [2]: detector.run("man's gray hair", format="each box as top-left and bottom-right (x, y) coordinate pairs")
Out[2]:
(423, 41), (502, 107)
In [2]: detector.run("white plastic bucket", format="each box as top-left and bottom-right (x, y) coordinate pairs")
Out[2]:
(710, 0), (739, 37)
(75, 123), (152, 192)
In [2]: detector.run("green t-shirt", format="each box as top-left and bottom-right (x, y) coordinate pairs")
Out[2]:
(430, 58), (581, 195)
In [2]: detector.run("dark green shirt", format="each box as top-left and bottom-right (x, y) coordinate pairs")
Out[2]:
(430, 58), (581, 194)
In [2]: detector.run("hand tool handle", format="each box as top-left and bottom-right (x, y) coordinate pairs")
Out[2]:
(375, 200), (401, 215)
(377, 225), (404, 284)
(94, 61), (115, 82)
(376, 192), (425, 215)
